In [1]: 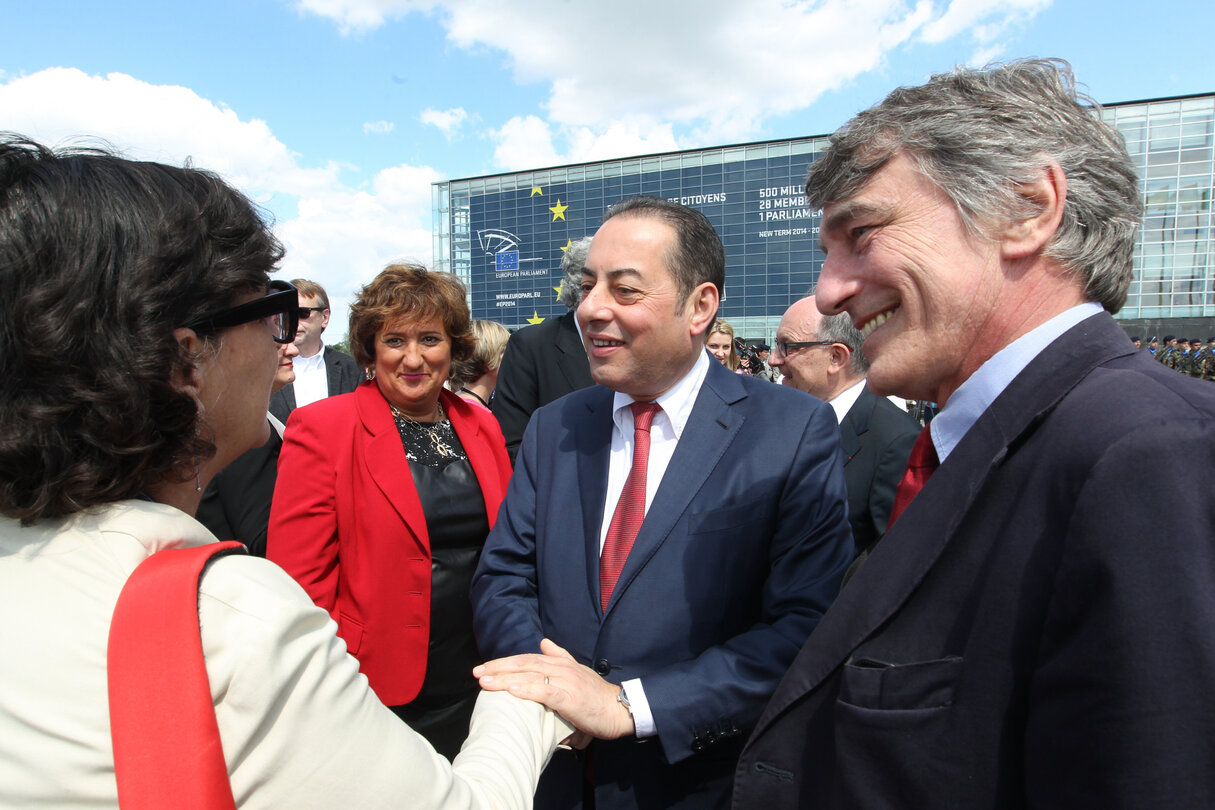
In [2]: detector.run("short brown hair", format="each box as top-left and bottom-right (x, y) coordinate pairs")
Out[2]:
(290, 278), (330, 309)
(348, 263), (473, 369)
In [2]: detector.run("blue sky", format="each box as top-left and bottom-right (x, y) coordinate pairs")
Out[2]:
(3, 0), (1212, 337)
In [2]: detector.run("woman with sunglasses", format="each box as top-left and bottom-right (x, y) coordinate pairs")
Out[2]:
(0, 136), (569, 809)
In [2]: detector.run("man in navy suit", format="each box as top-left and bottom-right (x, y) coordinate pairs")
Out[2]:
(770, 295), (918, 573)
(733, 60), (1215, 809)
(473, 196), (852, 809)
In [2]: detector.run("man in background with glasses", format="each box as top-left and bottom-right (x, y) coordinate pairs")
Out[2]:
(770, 295), (918, 575)
(269, 278), (360, 423)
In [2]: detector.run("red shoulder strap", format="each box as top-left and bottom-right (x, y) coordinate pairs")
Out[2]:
(107, 541), (245, 810)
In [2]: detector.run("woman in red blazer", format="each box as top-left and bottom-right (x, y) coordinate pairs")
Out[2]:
(268, 263), (512, 760)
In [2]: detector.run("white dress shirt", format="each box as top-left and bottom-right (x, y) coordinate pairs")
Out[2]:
(930, 302), (1103, 462)
(599, 349), (712, 738)
(292, 342), (330, 408)
(827, 378), (868, 425)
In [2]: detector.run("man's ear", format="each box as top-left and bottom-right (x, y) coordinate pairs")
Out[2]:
(828, 344), (849, 371)
(687, 282), (721, 337)
(320, 308), (331, 331)
(685, 284), (719, 337)
(171, 327), (206, 402)
(1001, 161), (1067, 260)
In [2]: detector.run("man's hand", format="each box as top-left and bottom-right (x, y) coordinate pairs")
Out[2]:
(474, 639), (636, 742)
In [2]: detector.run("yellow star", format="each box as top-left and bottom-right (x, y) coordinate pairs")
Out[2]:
(527, 310), (545, 325)
(553, 284), (564, 301)
(549, 199), (568, 221)
(531, 187), (543, 197)
(559, 239), (573, 253)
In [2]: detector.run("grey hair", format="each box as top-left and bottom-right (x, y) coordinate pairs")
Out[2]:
(806, 287), (870, 375)
(817, 311), (870, 375)
(559, 236), (593, 309)
(805, 58), (1140, 313)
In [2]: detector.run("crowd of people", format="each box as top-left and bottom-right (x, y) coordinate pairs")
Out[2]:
(2, 57), (1214, 810)
(1134, 335), (1215, 380)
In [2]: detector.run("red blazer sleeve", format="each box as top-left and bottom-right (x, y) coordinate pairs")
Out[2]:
(266, 397), (345, 619)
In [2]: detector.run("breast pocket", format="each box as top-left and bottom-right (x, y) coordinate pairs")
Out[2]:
(839, 655), (962, 712)
(832, 656), (965, 806)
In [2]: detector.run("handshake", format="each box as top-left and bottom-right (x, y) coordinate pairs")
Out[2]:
(474, 638), (636, 748)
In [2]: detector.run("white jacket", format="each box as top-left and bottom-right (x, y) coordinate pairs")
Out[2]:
(0, 499), (568, 809)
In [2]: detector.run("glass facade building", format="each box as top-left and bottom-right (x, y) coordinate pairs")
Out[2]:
(433, 93), (1214, 343)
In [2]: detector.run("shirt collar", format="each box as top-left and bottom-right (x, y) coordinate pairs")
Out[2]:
(295, 342), (326, 371)
(611, 349), (710, 440)
(930, 302), (1103, 461)
(828, 378), (868, 424)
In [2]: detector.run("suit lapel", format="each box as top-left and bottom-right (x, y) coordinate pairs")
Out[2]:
(576, 388), (616, 612)
(323, 348), (340, 397)
(357, 384), (430, 545)
(751, 313), (1136, 730)
(837, 399), (862, 467)
(602, 362), (747, 616)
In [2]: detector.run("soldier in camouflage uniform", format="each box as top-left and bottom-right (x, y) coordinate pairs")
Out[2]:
(1159, 335), (1179, 369)
(1195, 338), (1215, 381)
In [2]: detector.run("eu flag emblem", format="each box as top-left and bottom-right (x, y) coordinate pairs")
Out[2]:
(496, 250), (520, 271)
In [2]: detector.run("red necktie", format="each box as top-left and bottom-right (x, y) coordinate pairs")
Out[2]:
(886, 425), (940, 530)
(600, 401), (661, 611)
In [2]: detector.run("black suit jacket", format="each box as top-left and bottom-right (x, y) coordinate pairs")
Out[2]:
(269, 346), (360, 424)
(491, 310), (594, 462)
(734, 313), (1215, 809)
(196, 419), (283, 557)
(838, 386), (919, 562)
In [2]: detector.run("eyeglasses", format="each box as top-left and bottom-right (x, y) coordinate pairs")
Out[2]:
(773, 339), (835, 357)
(184, 280), (300, 344)
(298, 306), (328, 318)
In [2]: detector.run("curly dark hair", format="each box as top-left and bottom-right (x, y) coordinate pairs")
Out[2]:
(348, 263), (474, 370)
(0, 134), (284, 524)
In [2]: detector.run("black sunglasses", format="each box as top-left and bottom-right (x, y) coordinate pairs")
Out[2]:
(184, 280), (300, 344)
(298, 306), (328, 317)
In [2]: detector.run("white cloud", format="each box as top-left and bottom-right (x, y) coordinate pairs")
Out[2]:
(920, 0), (1050, 45)
(276, 163), (441, 331)
(490, 115), (679, 172)
(362, 119), (395, 134)
(292, 0), (437, 34)
(0, 67), (440, 340)
(0, 67), (338, 196)
(296, 0), (1052, 164)
(419, 106), (468, 138)
(489, 115), (559, 171)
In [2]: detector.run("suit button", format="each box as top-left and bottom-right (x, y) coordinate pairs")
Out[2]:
(594, 658), (611, 676)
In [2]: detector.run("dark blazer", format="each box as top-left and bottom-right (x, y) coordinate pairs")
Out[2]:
(267, 383), (512, 707)
(473, 357), (853, 810)
(268, 345), (361, 424)
(195, 417), (283, 557)
(837, 386), (919, 562)
(491, 310), (594, 462)
(733, 313), (1215, 810)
